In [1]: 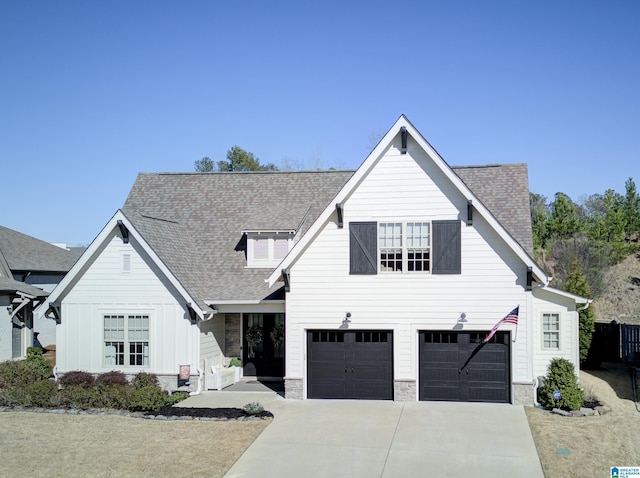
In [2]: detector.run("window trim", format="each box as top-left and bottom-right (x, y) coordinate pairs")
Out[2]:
(103, 313), (150, 368)
(246, 233), (294, 268)
(378, 221), (431, 273)
(541, 312), (560, 350)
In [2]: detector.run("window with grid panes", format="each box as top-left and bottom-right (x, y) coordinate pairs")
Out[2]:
(542, 313), (560, 349)
(379, 222), (430, 272)
(104, 314), (149, 366)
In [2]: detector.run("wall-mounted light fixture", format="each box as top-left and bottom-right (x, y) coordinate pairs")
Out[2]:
(458, 312), (468, 324)
(342, 312), (352, 328)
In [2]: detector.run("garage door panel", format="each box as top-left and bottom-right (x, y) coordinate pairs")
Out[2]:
(308, 330), (393, 400)
(419, 331), (510, 403)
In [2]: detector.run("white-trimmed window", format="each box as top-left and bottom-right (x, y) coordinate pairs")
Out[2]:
(246, 232), (293, 267)
(542, 313), (560, 349)
(379, 222), (430, 272)
(104, 314), (149, 366)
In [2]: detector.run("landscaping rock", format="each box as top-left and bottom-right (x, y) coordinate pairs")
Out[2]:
(552, 408), (570, 416)
(595, 405), (611, 415)
(580, 407), (595, 416)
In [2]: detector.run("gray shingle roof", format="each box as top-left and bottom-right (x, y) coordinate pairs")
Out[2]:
(122, 171), (355, 307)
(122, 165), (533, 307)
(0, 277), (48, 297)
(0, 226), (81, 272)
(452, 164), (534, 256)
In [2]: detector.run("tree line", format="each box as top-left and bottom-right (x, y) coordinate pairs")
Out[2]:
(531, 177), (640, 298)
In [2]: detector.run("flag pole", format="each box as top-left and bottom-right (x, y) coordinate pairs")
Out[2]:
(513, 304), (519, 343)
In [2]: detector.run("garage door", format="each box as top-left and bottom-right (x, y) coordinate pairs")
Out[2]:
(419, 331), (510, 403)
(307, 330), (393, 399)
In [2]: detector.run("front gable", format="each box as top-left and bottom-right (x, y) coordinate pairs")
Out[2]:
(268, 115), (548, 289)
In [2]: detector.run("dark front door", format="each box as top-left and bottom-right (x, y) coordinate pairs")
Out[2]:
(419, 331), (510, 403)
(307, 330), (393, 399)
(243, 314), (285, 378)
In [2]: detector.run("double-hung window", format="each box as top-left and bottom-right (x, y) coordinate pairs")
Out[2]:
(542, 313), (560, 349)
(379, 222), (430, 272)
(104, 314), (149, 366)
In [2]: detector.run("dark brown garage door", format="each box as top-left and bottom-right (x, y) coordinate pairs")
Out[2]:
(419, 331), (510, 403)
(307, 330), (393, 399)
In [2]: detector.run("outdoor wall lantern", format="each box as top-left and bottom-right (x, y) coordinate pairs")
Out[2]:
(341, 312), (352, 328)
(458, 312), (468, 324)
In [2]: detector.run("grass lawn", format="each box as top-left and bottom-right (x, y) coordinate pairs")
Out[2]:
(0, 412), (269, 478)
(526, 363), (640, 478)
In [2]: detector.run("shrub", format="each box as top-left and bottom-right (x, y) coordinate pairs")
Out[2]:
(59, 371), (95, 388)
(58, 385), (100, 410)
(229, 357), (242, 367)
(538, 358), (584, 411)
(95, 370), (129, 386)
(26, 347), (52, 379)
(95, 384), (132, 409)
(129, 386), (172, 412)
(133, 372), (159, 389)
(0, 357), (51, 389)
(21, 380), (59, 407)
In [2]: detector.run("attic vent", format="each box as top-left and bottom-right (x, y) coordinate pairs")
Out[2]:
(122, 253), (131, 273)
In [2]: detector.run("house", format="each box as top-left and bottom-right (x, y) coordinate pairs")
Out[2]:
(40, 116), (588, 404)
(0, 226), (80, 360)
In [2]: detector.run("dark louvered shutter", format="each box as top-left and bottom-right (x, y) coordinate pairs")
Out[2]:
(349, 222), (377, 275)
(432, 220), (461, 274)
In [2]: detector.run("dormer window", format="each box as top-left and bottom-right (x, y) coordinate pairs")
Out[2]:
(245, 230), (295, 268)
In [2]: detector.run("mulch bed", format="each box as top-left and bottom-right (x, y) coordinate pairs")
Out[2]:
(151, 405), (273, 420)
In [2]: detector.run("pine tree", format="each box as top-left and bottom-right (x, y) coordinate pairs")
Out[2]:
(563, 259), (595, 364)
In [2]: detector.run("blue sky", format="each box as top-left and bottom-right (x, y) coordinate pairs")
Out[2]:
(1, 1), (638, 246)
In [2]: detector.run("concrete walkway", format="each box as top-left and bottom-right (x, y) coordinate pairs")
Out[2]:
(179, 391), (543, 478)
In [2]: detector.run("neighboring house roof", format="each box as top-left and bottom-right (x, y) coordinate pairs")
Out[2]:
(0, 276), (48, 297)
(0, 226), (80, 273)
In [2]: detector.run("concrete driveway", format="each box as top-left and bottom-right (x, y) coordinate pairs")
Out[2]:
(180, 392), (543, 478)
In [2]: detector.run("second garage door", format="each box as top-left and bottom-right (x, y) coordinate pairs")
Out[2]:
(419, 331), (511, 403)
(307, 330), (393, 400)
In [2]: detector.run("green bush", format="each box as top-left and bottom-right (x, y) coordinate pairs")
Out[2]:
(58, 385), (100, 410)
(59, 371), (95, 388)
(0, 357), (51, 389)
(129, 386), (171, 413)
(95, 384), (132, 409)
(26, 347), (53, 380)
(229, 357), (242, 367)
(132, 371), (159, 388)
(95, 370), (129, 386)
(538, 358), (584, 411)
(0, 380), (59, 408)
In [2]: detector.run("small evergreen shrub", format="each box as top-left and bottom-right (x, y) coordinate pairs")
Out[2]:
(538, 358), (584, 411)
(229, 357), (242, 367)
(59, 371), (95, 388)
(95, 384), (133, 409)
(133, 371), (159, 388)
(95, 370), (129, 387)
(58, 385), (100, 410)
(129, 386), (171, 412)
(0, 357), (50, 388)
(26, 347), (53, 380)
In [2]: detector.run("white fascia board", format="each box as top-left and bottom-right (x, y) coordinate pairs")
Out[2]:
(540, 286), (591, 304)
(268, 114), (549, 287)
(38, 210), (205, 319)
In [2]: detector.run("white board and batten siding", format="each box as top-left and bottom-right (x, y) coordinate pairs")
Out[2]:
(532, 288), (581, 380)
(285, 143), (533, 392)
(57, 232), (200, 377)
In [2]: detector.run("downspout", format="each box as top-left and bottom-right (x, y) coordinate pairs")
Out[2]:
(189, 366), (204, 396)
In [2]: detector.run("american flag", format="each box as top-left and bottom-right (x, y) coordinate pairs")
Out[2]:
(482, 306), (519, 343)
